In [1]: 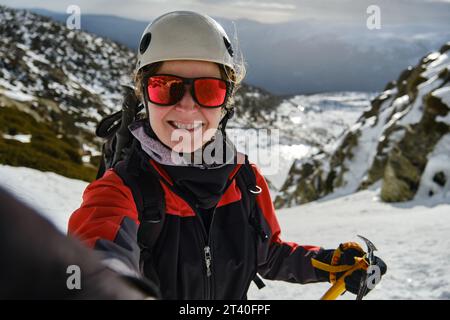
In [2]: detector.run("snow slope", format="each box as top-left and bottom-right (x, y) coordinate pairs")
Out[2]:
(0, 165), (87, 231)
(230, 91), (374, 191)
(248, 187), (450, 300)
(1, 164), (449, 300)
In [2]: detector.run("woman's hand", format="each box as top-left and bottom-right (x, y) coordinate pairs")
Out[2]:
(312, 242), (387, 296)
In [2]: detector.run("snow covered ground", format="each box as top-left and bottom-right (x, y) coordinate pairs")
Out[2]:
(248, 187), (450, 300)
(0, 165), (87, 231)
(1, 164), (449, 300)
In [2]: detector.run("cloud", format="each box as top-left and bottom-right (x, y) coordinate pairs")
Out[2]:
(1, 0), (450, 24)
(223, 1), (296, 10)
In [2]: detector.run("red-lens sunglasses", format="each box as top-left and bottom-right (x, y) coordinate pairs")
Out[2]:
(144, 74), (231, 108)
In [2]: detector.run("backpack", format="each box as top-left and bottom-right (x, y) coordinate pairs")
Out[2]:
(95, 86), (266, 290)
(95, 85), (143, 179)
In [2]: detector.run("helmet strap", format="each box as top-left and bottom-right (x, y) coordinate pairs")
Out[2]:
(219, 107), (234, 136)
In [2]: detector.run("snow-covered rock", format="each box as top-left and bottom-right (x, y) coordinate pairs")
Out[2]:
(276, 42), (450, 207)
(0, 5), (135, 134)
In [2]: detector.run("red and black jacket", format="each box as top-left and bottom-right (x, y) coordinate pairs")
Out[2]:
(68, 144), (328, 299)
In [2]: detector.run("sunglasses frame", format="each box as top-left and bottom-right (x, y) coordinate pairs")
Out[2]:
(143, 73), (233, 109)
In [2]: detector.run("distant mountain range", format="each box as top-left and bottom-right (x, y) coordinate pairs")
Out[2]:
(29, 8), (450, 95)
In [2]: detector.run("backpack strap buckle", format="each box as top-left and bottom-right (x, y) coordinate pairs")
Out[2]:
(249, 185), (262, 194)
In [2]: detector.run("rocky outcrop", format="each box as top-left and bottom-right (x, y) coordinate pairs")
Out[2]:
(275, 42), (450, 208)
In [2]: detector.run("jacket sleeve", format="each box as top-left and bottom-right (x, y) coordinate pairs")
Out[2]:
(251, 164), (329, 284)
(68, 169), (142, 278)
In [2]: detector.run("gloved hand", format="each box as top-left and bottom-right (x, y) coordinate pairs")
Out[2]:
(0, 186), (160, 299)
(312, 242), (387, 296)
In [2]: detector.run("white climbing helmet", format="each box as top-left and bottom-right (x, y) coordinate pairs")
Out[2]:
(136, 11), (235, 73)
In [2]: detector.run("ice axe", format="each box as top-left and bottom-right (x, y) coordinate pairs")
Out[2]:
(355, 235), (378, 300)
(317, 235), (377, 300)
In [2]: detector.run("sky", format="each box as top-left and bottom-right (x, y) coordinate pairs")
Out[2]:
(1, 0), (450, 24)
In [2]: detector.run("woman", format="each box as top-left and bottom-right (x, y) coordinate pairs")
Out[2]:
(69, 11), (386, 300)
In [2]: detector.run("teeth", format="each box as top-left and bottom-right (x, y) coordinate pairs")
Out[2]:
(171, 121), (203, 130)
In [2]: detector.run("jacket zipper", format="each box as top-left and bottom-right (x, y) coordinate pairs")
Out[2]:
(153, 164), (244, 299)
(160, 186), (218, 299)
(193, 204), (217, 299)
(204, 245), (212, 277)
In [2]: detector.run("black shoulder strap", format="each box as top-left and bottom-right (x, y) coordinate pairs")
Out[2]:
(113, 145), (165, 253)
(238, 156), (268, 239)
(236, 156), (267, 290)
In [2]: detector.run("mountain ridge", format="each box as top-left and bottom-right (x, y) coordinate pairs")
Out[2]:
(275, 42), (450, 207)
(26, 7), (450, 95)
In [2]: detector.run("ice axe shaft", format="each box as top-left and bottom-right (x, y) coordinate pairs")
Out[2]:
(320, 257), (368, 300)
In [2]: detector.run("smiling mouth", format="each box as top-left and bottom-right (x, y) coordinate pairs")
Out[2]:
(167, 121), (205, 131)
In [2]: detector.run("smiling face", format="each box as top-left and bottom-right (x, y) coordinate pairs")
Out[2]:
(146, 60), (224, 153)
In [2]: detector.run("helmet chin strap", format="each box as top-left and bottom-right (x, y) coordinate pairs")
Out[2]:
(219, 107), (234, 136)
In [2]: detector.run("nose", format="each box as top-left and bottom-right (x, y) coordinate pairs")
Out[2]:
(174, 85), (198, 113)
